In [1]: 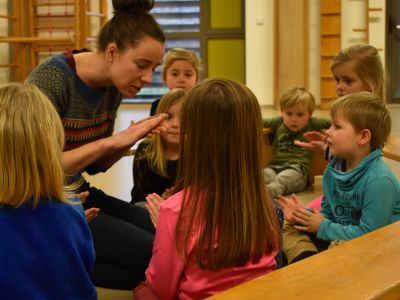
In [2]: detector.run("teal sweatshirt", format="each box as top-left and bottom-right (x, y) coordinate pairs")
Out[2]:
(318, 149), (400, 241)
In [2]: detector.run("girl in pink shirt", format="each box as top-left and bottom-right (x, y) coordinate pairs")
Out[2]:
(135, 78), (281, 300)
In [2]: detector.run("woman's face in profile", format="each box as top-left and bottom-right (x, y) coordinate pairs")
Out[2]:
(109, 36), (165, 98)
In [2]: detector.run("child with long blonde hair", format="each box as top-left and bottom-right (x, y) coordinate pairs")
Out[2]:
(296, 44), (384, 154)
(131, 88), (187, 203)
(150, 48), (201, 115)
(0, 83), (96, 299)
(135, 78), (281, 299)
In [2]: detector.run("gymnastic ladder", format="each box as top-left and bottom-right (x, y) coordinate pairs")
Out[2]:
(0, 0), (107, 82)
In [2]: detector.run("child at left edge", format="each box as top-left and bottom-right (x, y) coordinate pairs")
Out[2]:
(278, 92), (400, 264)
(0, 83), (96, 299)
(263, 87), (330, 199)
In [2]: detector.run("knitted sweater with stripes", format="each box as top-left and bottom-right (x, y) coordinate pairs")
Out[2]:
(27, 51), (122, 185)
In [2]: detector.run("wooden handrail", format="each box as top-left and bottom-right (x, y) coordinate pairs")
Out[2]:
(0, 64), (18, 68)
(0, 14), (17, 19)
(369, 8), (383, 12)
(35, 14), (75, 18)
(33, 2), (74, 7)
(383, 135), (400, 162)
(208, 221), (400, 300)
(0, 36), (74, 43)
(86, 12), (106, 18)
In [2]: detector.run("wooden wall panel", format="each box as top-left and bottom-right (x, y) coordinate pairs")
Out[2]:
(320, 0), (341, 109)
(321, 0), (341, 14)
(321, 58), (333, 78)
(275, 0), (308, 107)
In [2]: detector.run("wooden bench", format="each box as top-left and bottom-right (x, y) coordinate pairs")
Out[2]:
(383, 135), (400, 162)
(208, 221), (400, 300)
(262, 128), (327, 185)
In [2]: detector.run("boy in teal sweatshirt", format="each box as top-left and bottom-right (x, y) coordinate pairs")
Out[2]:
(278, 91), (400, 264)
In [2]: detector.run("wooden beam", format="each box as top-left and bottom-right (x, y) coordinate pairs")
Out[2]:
(0, 36), (74, 43)
(383, 135), (400, 162)
(208, 221), (400, 300)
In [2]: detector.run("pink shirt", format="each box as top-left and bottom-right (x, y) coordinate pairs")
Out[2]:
(144, 191), (277, 300)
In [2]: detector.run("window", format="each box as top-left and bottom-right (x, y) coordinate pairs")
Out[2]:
(124, 0), (245, 103)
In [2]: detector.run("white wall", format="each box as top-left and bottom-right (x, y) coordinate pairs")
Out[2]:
(367, 0), (386, 66)
(308, 0), (321, 104)
(245, 0), (275, 106)
(245, 0), (319, 106)
(245, 0), (386, 107)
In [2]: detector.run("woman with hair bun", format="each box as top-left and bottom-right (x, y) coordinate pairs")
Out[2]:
(27, 0), (166, 290)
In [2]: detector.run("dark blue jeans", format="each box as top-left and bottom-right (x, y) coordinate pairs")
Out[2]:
(83, 185), (155, 290)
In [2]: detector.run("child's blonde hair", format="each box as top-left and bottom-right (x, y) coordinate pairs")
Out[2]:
(0, 83), (65, 207)
(162, 48), (202, 82)
(279, 87), (316, 115)
(331, 44), (384, 100)
(330, 91), (391, 150)
(175, 78), (279, 270)
(141, 88), (187, 177)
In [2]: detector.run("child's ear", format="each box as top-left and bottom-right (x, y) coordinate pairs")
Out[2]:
(358, 128), (371, 146)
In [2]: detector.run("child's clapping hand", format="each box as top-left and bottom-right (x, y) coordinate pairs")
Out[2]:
(277, 193), (305, 223)
(146, 193), (165, 228)
(292, 208), (324, 233)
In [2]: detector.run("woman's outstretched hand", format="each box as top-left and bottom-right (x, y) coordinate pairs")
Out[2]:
(127, 113), (169, 141)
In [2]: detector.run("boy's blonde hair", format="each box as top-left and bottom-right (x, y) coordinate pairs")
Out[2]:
(279, 87), (316, 115)
(162, 48), (202, 82)
(140, 88), (187, 177)
(331, 44), (384, 100)
(175, 78), (279, 270)
(0, 83), (65, 207)
(330, 91), (391, 150)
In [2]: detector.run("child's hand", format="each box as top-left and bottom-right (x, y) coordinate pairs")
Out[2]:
(292, 208), (324, 233)
(161, 186), (175, 199)
(146, 193), (165, 228)
(76, 191), (100, 223)
(84, 207), (100, 223)
(277, 194), (305, 223)
(77, 191), (89, 203)
(294, 131), (327, 154)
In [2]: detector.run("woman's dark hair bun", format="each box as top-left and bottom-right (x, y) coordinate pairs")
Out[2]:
(112, 0), (154, 13)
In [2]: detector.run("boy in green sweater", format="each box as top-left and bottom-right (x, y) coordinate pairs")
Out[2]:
(263, 87), (330, 198)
